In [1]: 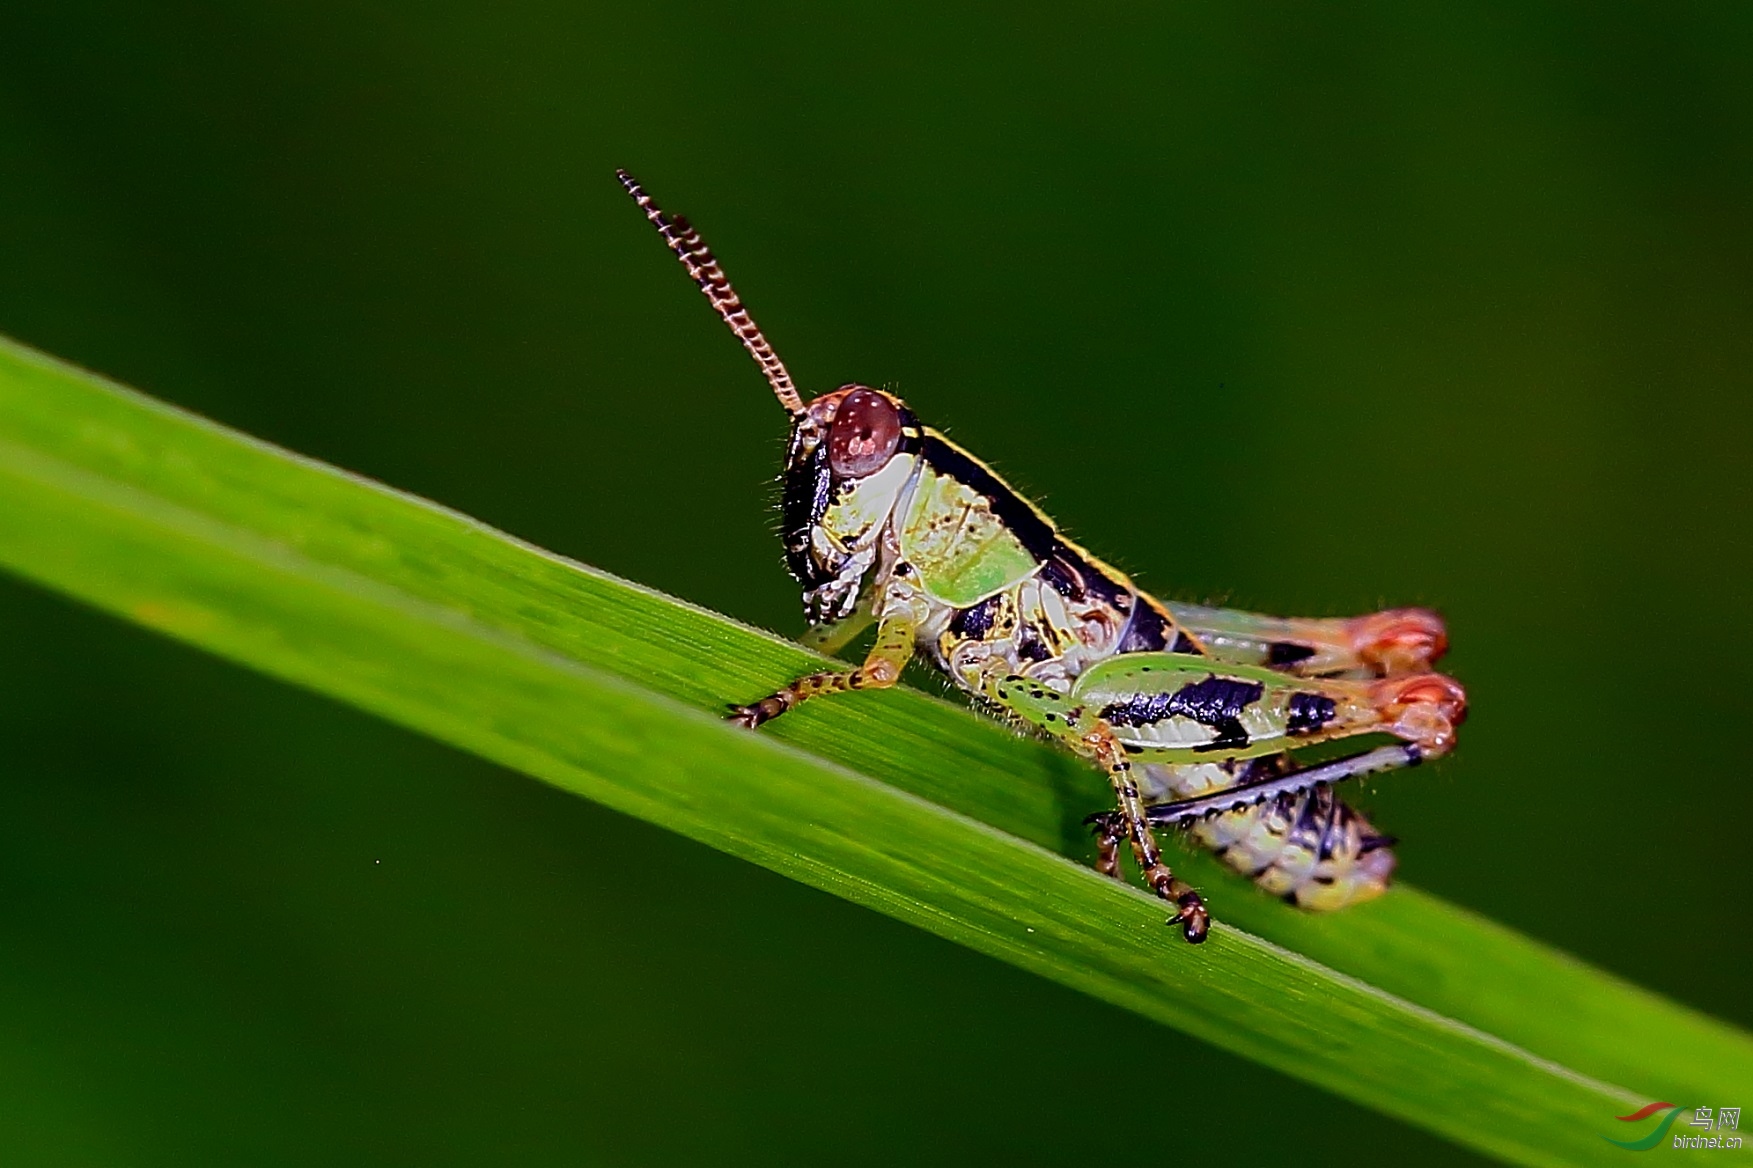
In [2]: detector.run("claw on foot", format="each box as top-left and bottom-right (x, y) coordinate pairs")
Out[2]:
(726, 694), (791, 729)
(1145, 864), (1210, 944)
(1170, 891), (1211, 944)
(1082, 817), (1211, 940)
(1083, 812), (1126, 880)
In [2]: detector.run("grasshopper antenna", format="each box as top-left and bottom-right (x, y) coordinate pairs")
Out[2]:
(616, 169), (806, 416)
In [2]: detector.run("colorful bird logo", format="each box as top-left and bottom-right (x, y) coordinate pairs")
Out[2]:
(1604, 1102), (1690, 1151)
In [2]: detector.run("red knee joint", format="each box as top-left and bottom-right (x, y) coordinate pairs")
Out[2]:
(1370, 674), (1467, 754)
(1349, 608), (1448, 673)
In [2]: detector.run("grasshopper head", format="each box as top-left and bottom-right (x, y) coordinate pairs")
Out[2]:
(782, 386), (919, 621)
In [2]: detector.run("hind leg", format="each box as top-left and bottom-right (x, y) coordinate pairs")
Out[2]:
(1166, 601), (1447, 678)
(1071, 652), (1467, 762)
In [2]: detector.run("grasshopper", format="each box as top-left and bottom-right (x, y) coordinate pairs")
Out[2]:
(618, 171), (1466, 942)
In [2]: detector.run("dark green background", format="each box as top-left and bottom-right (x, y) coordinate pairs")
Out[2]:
(2, 3), (1749, 1164)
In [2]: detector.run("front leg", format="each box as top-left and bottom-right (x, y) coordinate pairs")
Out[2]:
(979, 672), (1210, 943)
(730, 600), (922, 729)
(796, 607), (877, 657)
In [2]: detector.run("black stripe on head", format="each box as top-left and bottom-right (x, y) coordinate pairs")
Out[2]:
(781, 437), (833, 587)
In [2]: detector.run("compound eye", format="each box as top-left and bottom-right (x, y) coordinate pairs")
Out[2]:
(827, 389), (902, 478)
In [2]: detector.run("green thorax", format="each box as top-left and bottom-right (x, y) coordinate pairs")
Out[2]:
(899, 458), (1038, 606)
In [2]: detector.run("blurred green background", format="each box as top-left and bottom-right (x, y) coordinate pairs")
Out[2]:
(1, 3), (1749, 1164)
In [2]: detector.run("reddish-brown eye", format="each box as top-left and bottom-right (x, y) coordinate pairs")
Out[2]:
(827, 389), (902, 478)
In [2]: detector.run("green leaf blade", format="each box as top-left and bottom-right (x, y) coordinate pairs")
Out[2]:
(0, 333), (1746, 1166)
